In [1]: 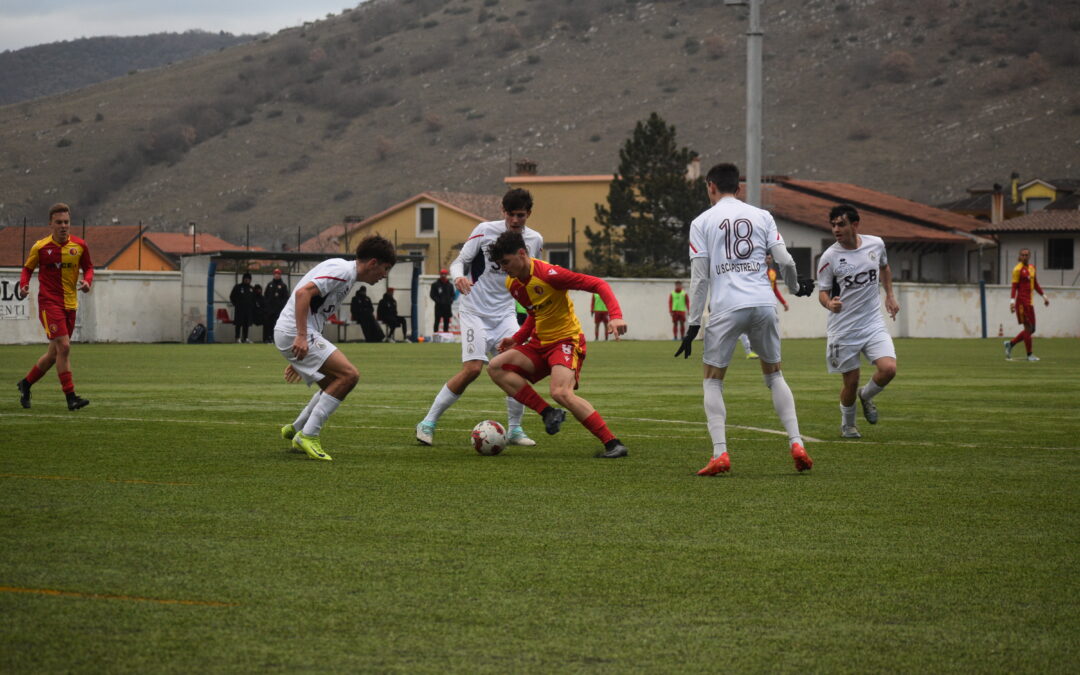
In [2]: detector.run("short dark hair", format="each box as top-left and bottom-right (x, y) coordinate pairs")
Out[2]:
(489, 230), (527, 261)
(49, 203), (70, 219)
(502, 188), (533, 213)
(829, 204), (860, 224)
(355, 235), (397, 266)
(705, 163), (740, 194)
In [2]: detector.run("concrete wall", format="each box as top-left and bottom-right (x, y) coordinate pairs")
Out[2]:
(3, 266), (1078, 344)
(1, 269), (181, 344)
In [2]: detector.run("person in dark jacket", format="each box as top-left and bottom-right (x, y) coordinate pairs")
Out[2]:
(377, 288), (407, 342)
(430, 268), (455, 332)
(263, 268), (289, 343)
(229, 273), (255, 343)
(351, 287), (384, 343)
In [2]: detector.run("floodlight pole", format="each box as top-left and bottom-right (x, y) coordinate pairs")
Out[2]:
(725, 0), (763, 207)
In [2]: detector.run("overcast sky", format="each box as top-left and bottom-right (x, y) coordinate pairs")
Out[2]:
(0, 0), (365, 52)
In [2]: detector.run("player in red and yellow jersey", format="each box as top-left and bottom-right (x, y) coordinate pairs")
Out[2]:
(766, 253), (789, 312)
(16, 203), (93, 410)
(1005, 248), (1049, 362)
(486, 230), (630, 458)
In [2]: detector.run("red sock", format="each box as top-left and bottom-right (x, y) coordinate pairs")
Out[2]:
(58, 371), (74, 394)
(25, 365), (45, 385)
(1022, 331), (1033, 354)
(513, 385), (549, 414)
(582, 411), (616, 444)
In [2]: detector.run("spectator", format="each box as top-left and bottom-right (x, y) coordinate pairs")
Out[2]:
(377, 288), (407, 342)
(263, 268), (289, 343)
(350, 287), (384, 343)
(252, 284), (266, 342)
(430, 268), (455, 332)
(229, 273), (256, 343)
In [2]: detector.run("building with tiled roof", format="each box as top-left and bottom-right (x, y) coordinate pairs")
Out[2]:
(301, 191), (508, 275)
(973, 209), (1080, 287)
(756, 178), (992, 283)
(0, 225), (248, 271)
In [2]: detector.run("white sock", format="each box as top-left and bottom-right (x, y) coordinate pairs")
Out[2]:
(739, 334), (752, 353)
(703, 379), (727, 458)
(302, 393), (342, 437)
(764, 371), (802, 446)
(292, 390), (323, 429)
(861, 379), (885, 401)
(423, 384), (460, 425)
(506, 396), (524, 429)
(841, 403), (857, 428)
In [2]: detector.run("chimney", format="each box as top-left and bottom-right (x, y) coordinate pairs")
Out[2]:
(1010, 171), (1020, 206)
(514, 158), (538, 176)
(991, 184), (1004, 225)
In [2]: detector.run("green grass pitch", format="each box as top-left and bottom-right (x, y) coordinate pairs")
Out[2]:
(2, 338), (1078, 672)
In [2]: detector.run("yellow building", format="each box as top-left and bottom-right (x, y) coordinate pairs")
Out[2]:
(309, 167), (617, 274)
(503, 172), (613, 271)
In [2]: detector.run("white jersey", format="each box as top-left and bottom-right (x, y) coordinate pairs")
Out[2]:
(275, 258), (357, 338)
(816, 234), (889, 341)
(689, 196), (786, 318)
(449, 220), (543, 318)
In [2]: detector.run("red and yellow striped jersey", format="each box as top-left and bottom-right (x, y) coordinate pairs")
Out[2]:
(21, 235), (94, 310)
(508, 258), (622, 345)
(1010, 263), (1042, 305)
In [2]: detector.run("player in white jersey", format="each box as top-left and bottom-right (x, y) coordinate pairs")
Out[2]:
(275, 235), (397, 461)
(816, 204), (900, 439)
(415, 188), (544, 447)
(676, 163), (816, 475)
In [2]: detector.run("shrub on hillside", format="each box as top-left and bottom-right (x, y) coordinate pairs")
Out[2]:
(881, 51), (915, 82)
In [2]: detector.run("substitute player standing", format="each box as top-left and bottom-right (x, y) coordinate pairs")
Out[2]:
(676, 163), (815, 475)
(276, 235), (397, 461)
(487, 230), (630, 459)
(15, 203), (93, 411)
(415, 188), (543, 447)
(817, 204), (900, 439)
(1004, 248), (1049, 362)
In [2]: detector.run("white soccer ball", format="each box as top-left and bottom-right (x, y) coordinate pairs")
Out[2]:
(471, 420), (507, 456)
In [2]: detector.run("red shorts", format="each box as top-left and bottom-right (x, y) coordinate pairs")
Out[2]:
(39, 302), (76, 339)
(512, 334), (587, 386)
(671, 311), (686, 323)
(1015, 302), (1035, 327)
(593, 311), (609, 324)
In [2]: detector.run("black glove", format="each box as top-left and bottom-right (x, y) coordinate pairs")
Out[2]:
(674, 325), (701, 359)
(794, 278), (816, 297)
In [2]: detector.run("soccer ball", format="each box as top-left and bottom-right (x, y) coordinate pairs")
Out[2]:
(471, 420), (507, 456)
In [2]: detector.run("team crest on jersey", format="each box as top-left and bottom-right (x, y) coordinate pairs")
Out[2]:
(869, 251), (877, 261)
(548, 269), (557, 275)
(834, 259), (856, 279)
(69, 248), (77, 255)
(533, 286), (544, 295)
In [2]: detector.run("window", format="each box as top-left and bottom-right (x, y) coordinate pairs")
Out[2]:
(548, 249), (571, 268)
(1047, 238), (1074, 270)
(417, 205), (435, 234)
(1025, 197), (1051, 213)
(788, 247), (811, 279)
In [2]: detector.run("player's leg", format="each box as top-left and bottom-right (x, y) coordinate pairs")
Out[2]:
(546, 364), (626, 458)
(839, 368), (862, 438)
(292, 349), (358, 461)
(749, 308), (809, 470)
(1023, 310), (1037, 360)
(857, 334), (897, 424)
(739, 333), (758, 359)
(51, 310), (87, 410)
(696, 313), (743, 474)
(488, 347), (565, 436)
(416, 313), (488, 444)
(490, 314), (535, 446)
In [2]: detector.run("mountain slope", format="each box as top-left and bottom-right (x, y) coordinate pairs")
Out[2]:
(1, 0), (1077, 250)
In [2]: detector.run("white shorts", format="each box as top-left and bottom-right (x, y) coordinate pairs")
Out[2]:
(274, 329), (337, 385)
(459, 311), (519, 362)
(703, 306), (782, 368)
(826, 331), (896, 374)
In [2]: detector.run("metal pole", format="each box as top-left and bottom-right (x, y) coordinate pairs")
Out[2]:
(746, 0), (763, 207)
(138, 221), (142, 270)
(979, 279), (987, 339)
(570, 217), (577, 271)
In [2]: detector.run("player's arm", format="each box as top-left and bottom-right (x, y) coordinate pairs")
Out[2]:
(450, 230), (484, 294)
(668, 293), (673, 314)
(673, 257), (708, 358)
(17, 243), (41, 299)
(547, 268), (627, 336)
(78, 242), (94, 292)
(880, 263), (900, 319)
(1033, 276), (1048, 305)
(504, 312), (535, 351)
(1010, 265), (1020, 306)
(817, 260), (841, 313)
(290, 282), (320, 358)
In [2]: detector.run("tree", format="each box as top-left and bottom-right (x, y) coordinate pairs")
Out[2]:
(585, 112), (708, 277)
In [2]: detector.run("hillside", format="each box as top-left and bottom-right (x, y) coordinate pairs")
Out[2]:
(0, 0), (1078, 250)
(0, 31), (258, 107)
